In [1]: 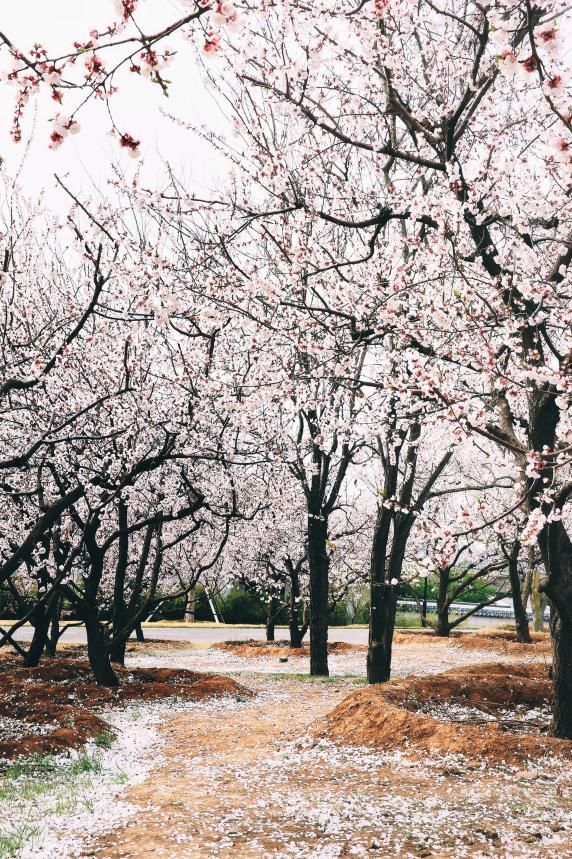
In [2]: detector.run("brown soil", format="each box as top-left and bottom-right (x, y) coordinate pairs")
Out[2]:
(214, 639), (365, 658)
(450, 629), (552, 655)
(57, 638), (197, 658)
(0, 656), (249, 759)
(314, 661), (570, 764)
(393, 629), (551, 654)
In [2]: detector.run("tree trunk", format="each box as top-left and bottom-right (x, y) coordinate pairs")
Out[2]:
(435, 609), (451, 637)
(550, 609), (572, 738)
(184, 586), (197, 623)
(135, 621), (145, 641)
(110, 501), (129, 666)
(433, 568), (451, 637)
(108, 636), (127, 665)
(368, 582), (397, 683)
(46, 594), (62, 658)
(508, 542), (531, 643)
(286, 558), (306, 648)
(266, 596), (276, 642)
(84, 610), (119, 686)
(308, 514), (329, 676)
(24, 606), (51, 667)
(531, 567), (547, 632)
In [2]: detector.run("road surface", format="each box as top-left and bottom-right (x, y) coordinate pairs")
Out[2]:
(9, 614), (509, 644)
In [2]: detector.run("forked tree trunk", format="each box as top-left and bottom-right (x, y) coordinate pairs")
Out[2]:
(308, 515), (329, 676)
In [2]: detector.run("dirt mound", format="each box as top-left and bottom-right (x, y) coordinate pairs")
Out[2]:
(0, 657), (250, 759)
(450, 630), (551, 655)
(314, 662), (570, 764)
(214, 639), (365, 658)
(57, 639), (197, 658)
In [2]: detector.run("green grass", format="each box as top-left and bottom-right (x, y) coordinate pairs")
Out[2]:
(93, 730), (115, 750)
(0, 750), (108, 855)
(0, 824), (41, 857)
(264, 672), (366, 684)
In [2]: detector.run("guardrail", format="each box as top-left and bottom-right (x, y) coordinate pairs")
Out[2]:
(397, 599), (550, 621)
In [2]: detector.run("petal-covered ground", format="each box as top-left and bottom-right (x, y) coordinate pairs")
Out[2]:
(3, 635), (570, 858)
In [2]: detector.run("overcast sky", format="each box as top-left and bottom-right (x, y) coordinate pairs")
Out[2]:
(0, 0), (225, 204)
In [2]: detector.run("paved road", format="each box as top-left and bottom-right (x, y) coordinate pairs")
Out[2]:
(9, 614), (508, 645)
(10, 625), (362, 644)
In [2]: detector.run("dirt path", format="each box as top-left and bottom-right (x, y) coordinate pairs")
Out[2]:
(88, 679), (345, 858)
(88, 671), (572, 859)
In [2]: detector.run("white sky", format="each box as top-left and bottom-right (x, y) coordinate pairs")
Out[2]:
(0, 0), (226, 203)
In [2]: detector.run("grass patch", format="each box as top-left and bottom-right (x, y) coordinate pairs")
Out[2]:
(93, 730), (115, 750)
(0, 824), (41, 857)
(264, 672), (366, 684)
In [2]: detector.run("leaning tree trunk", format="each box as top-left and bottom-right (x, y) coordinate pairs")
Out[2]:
(24, 604), (52, 667)
(308, 514), (329, 676)
(134, 621), (145, 642)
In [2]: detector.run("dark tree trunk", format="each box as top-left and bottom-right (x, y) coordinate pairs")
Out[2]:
(46, 594), (62, 658)
(368, 583), (398, 683)
(550, 609), (572, 738)
(308, 515), (329, 676)
(286, 557), (307, 648)
(110, 501), (129, 666)
(368, 499), (393, 684)
(266, 596), (276, 642)
(24, 606), (52, 667)
(434, 569), (451, 637)
(135, 621), (145, 642)
(508, 542), (531, 644)
(538, 521), (572, 738)
(82, 527), (119, 686)
(85, 609), (119, 686)
(109, 637), (127, 665)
